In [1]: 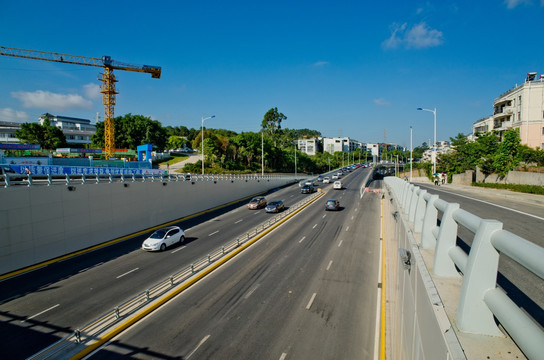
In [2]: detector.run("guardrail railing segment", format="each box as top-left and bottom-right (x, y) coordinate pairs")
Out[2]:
(1, 172), (307, 188)
(27, 190), (325, 360)
(384, 176), (544, 359)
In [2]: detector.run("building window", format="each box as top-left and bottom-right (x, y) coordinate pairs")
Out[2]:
(542, 127), (544, 135)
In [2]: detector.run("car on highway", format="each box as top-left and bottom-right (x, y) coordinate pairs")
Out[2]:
(331, 174), (339, 180)
(142, 226), (185, 251)
(248, 196), (267, 209)
(265, 200), (285, 213)
(301, 184), (315, 194)
(325, 199), (340, 211)
(322, 176), (330, 184)
(317, 175), (323, 182)
(333, 181), (343, 190)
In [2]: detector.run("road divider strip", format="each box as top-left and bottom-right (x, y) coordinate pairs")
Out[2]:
(27, 190), (326, 360)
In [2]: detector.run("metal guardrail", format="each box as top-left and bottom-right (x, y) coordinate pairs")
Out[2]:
(384, 176), (544, 359)
(1, 172), (306, 188)
(27, 190), (324, 360)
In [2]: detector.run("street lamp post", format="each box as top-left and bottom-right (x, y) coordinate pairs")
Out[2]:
(410, 126), (413, 182)
(201, 115), (215, 175)
(417, 107), (437, 175)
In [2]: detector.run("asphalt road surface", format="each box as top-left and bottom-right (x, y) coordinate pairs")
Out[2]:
(0, 167), (382, 359)
(89, 168), (382, 359)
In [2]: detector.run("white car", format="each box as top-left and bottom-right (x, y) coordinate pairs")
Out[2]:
(142, 226), (185, 251)
(323, 177), (330, 184)
(331, 174), (339, 180)
(333, 181), (343, 190)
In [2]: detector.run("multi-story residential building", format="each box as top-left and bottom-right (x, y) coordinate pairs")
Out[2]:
(472, 72), (544, 149)
(0, 121), (22, 144)
(422, 140), (452, 162)
(39, 113), (96, 145)
(297, 137), (321, 156)
(322, 137), (361, 154)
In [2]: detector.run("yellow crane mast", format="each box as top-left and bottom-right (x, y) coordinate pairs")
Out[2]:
(0, 46), (161, 158)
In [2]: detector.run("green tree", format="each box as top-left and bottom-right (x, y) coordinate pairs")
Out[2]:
(92, 114), (168, 150)
(261, 107), (287, 146)
(493, 129), (521, 176)
(15, 118), (67, 150)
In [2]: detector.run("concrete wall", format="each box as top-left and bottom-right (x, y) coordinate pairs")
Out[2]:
(476, 168), (544, 186)
(452, 170), (474, 185)
(384, 191), (466, 360)
(0, 177), (297, 275)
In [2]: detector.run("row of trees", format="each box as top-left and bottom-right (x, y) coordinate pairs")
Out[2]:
(437, 129), (544, 177)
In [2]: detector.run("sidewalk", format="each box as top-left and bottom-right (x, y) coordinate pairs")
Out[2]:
(413, 180), (544, 206)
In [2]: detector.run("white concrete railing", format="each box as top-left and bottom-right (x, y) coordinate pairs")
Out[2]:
(384, 176), (544, 359)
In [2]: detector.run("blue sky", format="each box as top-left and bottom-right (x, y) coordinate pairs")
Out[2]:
(1, 0), (543, 148)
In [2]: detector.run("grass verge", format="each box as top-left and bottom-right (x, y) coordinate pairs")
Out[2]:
(472, 182), (544, 195)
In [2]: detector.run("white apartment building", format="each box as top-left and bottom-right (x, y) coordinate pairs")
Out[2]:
(0, 121), (22, 144)
(297, 138), (320, 156)
(39, 113), (96, 145)
(322, 137), (361, 154)
(473, 72), (544, 149)
(422, 141), (452, 162)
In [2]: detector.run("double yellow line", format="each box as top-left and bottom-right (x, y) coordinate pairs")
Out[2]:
(71, 191), (325, 359)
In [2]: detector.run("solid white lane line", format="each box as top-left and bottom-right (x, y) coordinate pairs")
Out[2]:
(186, 335), (211, 359)
(299, 236), (306, 243)
(208, 230), (219, 236)
(234, 219), (243, 224)
(22, 304), (60, 322)
(312, 224), (318, 229)
(244, 284), (260, 299)
(171, 246), (186, 254)
(338, 240), (343, 247)
(430, 187), (544, 221)
(326, 260), (333, 271)
(117, 268), (139, 279)
(306, 293), (317, 310)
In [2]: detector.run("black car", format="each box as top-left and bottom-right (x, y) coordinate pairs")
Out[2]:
(325, 199), (340, 211)
(265, 200), (285, 213)
(301, 185), (315, 194)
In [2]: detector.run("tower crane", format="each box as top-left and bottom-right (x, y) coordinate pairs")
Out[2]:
(0, 46), (161, 158)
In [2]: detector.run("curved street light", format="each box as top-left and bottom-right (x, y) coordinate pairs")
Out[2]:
(417, 107), (437, 175)
(201, 115), (215, 175)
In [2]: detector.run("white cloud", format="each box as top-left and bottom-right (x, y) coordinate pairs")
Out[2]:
(504, 0), (531, 8)
(83, 83), (101, 100)
(312, 61), (330, 67)
(374, 98), (391, 106)
(382, 22), (443, 50)
(0, 108), (30, 123)
(11, 90), (93, 111)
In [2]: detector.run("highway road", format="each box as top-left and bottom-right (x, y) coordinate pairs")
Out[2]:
(87, 168), (382, 359)
(417, 182), (544, 329)
(0, 167), (381, 359)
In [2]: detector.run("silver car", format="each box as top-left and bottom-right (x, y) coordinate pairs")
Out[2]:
(142, 226), (185, 251)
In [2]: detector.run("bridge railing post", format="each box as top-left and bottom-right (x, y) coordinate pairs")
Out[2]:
(420, 194), (439, 249)
(433, 200), (461, 278)
(413, 189), (427, 233)
(456, 219), (504, 336)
